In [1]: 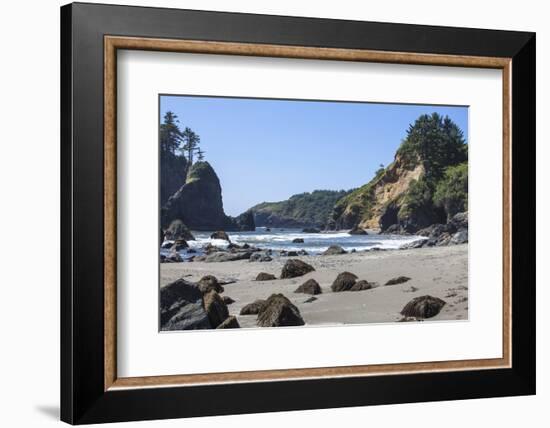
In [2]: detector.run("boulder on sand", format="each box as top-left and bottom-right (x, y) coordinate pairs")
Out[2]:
(385, 276), (411, 286)
(160, 279), (211, 330)
(257, 294), (305, 327)
(256, 272), (277, 281)
(202, 290), (229, 328)
(294, 279), (322, 295)
(349, 226), (368, 235)
(216, 315), (240, 329)
(400, 295), (446, 319)
(292, 238), (304, 243)
(197, 275), (224, 294)
(280, 259), (315, 279)
(350, 279), (375, 291)
(210, 230), (231, 241)
(322, 245), (347, 255)
(240, 299), (267, 315)
(331, 272), (358, 292)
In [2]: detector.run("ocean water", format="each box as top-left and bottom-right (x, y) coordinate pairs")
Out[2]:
(161, 227), (425, 259)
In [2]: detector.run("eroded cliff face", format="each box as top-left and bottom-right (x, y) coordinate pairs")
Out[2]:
(161, 161), (255, 231)
(329, 155), (424, 231)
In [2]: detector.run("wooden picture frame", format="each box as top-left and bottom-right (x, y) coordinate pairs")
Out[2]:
(61, 2), (535, 424)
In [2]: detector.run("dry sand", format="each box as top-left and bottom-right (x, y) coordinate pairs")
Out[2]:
(160, 244), (468, 328)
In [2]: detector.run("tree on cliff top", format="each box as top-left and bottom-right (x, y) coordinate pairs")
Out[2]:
(397, 112), (467, 180)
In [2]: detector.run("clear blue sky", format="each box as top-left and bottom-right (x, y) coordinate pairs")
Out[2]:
(160, 95), (468, 216)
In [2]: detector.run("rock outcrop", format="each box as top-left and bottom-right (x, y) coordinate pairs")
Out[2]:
(322, 245), (347, 255)
(240, 300), (267, 315)
(203, 290), (229, 328)
(385, 276), (411, 286)
(216, 316), (240, 329)
(256, 272), (276, 281)
(161, 161), (255, 231)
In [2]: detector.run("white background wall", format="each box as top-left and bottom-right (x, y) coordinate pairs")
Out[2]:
(0, 1), (546, 427)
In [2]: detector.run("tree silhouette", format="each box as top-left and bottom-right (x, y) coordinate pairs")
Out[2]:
(181, 127), (201, 164)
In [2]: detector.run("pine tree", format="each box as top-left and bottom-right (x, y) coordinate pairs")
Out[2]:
(181, 127), (201, 164)
(160, 111), (183, 155)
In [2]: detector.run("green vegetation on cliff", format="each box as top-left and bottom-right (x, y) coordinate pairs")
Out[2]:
(251, 190), (351, 228)
(434, 162), (468, 221)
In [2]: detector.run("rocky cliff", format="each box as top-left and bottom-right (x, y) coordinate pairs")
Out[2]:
(328, 113), (467, 233)
(161, 161), (255, 231)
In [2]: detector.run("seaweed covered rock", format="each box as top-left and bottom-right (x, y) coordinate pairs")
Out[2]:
(160, 279), (211, 330)
(280, 259), (315, 279)
(331, 272), (358, 292)
(294, 279), (322, 295)
(400, 295), (446, 319)
(256, 294), (305, 327)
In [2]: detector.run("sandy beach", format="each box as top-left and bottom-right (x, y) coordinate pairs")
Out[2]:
(160, 244), (468, 328)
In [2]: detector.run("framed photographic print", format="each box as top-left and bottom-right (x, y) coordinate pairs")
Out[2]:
(60, 2), (536, 424)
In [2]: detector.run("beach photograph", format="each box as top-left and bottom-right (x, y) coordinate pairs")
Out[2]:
(159, 95), (469, 331)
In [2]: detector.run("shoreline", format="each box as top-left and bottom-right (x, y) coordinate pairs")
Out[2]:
(161, 244), (468, 328)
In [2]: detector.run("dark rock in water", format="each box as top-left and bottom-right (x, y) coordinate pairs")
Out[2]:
(349, 226), (368, 235)
(287, 251), (299, 257)
(449, 211), (468, 231)
(164, 219), (195, 241)
(383, 224), (405, 235)
(331, 272), (358, 292)
(222, 296), (235, 305)
(257, 294), (305, 327)
(242, 243), (250, 249)
(203, 251), (252, 262)
(160, 279), (211, 330)
(240, 299), (267, 315)
(298, 250), (309, 256)
(203, 290), (229, 328)
(280, 259), (315, 279)
(350, 280), (374, 291)
(450, 229), (468, 245)
(322, 245), (347, 255)
(204, 243), (220, 254)
(302, 227), (320, 233)
(233, 210), (256, 231)
(161, 241), (174, 249)
(351, 249), (357, 253)
(303, 297), (318, 303)
(211, 230), (230, 241)
(171, 239), (188, 251)
(216, 315), (240, 329)
(385, 276), (411, 286)
(400, 295), (446, 318)
(197, 275), (224, 294)
(249, 252), (273, 262)
(265, 227), (271, 232)
(294, 279), (322, 295)
(256, 272), (277, 281)
(187, 248), (197, 254)
(227, 242), (241, 249)
(292, 238), (304, 243)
